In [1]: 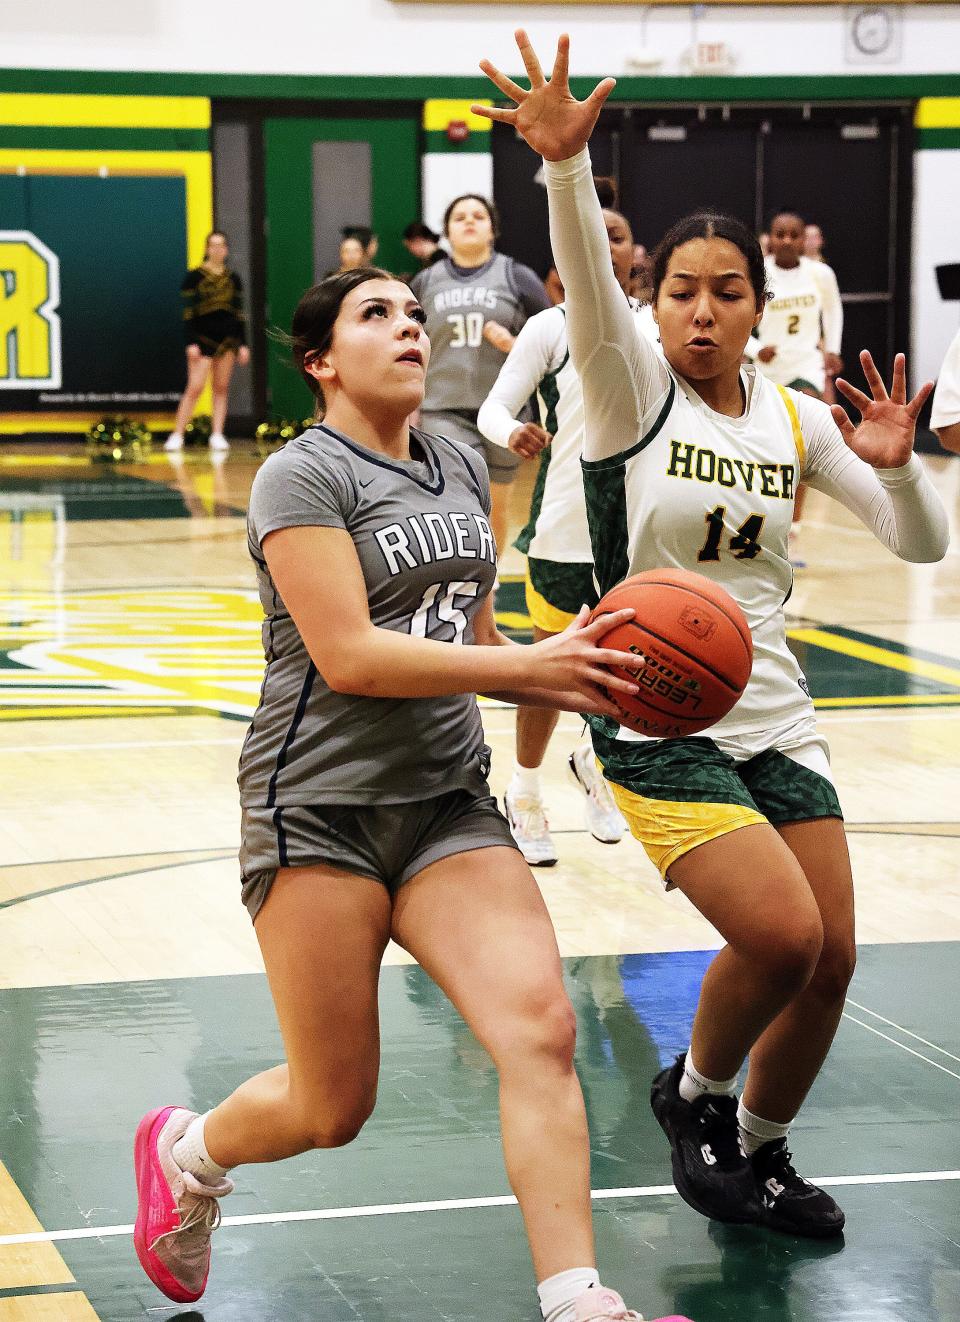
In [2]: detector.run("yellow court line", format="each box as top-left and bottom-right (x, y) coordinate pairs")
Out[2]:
(815, 693), (960, 709)
(44, 650), (258, 712)
(0, 706), (181, 721)
(788, 627), (960, 689)
(0, 93), (210, 130)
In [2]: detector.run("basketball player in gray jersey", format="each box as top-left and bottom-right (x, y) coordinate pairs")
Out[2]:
(411, 193), (550, 556)
(133, 266), (678, 1322)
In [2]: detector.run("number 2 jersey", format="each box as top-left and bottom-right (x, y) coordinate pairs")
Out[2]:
(752, 255), (843, 394)
(239, 424), (497, 807)
(545, 148), (948, 743)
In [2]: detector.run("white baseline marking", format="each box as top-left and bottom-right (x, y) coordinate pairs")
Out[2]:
(846, 998), (960, 1067)
(2, 1170), (958, 1247)
(842, 1014), (960, 1081)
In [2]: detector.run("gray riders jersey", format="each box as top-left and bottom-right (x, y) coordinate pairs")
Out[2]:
(412, 253), (550, 413)
(239, 424), (497, 808)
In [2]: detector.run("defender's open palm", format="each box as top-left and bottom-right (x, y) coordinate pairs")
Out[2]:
(473, 31), (615, 162)
(833, 351), (933, 469)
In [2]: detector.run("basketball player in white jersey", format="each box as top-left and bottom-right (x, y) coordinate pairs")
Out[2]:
(753, 210), (844, 557)
(932, 325), (960, 454)
(476, 30), (948, 1242)
(478, 193), (657, 864)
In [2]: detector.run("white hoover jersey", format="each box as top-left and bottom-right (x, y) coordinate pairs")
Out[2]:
(544, 148), (949, 743)
(754, 256), (843, 393)
(477, 300), (660, 563)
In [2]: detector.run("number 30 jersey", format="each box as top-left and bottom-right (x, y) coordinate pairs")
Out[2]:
(545, 147), (948, 744)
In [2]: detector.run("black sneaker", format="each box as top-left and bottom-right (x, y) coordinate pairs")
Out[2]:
(650, 1055), (760, 1225)
(751, 1137), (845, 1238)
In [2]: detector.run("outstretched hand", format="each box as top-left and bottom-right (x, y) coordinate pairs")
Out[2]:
(472, 30), (616, 162)
(832, 351), (933, 469)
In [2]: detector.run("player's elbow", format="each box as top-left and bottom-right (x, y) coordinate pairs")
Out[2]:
(899, 533), (950, 564)
(310, 635), (379, 696)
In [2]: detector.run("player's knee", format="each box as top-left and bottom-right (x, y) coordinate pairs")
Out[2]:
(302, 1092), (376, 1149)
(492, 987), (578, 1072)
(750, 907), (824, 992)
(523, 989), (578, 1069)
(809, 936), (857, 1005)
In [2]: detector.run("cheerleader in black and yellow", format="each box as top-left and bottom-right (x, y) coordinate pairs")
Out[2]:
(165, 231), (249, 453)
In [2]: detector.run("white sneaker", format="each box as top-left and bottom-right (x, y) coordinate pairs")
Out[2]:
(208, 432), (230, 452)
(573, 1286), (644, 1321)
(504, 788), (558, 867)
(574, 1284), (692, 1322)
(569, 744), (626, 844)
(163, 432), (184, 452)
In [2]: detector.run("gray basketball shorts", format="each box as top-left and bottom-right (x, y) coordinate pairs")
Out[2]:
(240, 786), (518, 921)
(421, 408), (522, 485)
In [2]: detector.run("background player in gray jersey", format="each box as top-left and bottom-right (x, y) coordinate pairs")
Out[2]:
(131, 266), (676, 1322)
(411, 193), (550, 557)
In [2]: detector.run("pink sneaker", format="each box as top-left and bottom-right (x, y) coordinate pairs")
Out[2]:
(574, 1285), (694, 1321)
(133, 1106), (234, 1303)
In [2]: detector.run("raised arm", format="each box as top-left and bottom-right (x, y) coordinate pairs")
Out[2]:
(474, 31), (670, 462)
(800, 352), (948, 562)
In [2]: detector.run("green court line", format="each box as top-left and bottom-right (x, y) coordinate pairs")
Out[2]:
(0, 852), (235, 911)
(0, 1284), (82, 1298)
(0, 845), (236, 871)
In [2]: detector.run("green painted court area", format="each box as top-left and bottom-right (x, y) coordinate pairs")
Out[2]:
(1, 943), (957, 1320)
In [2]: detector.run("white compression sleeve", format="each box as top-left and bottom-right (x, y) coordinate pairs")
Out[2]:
(799, 395), (950, 562)
(543, 149), (670, 463)
(477, 309), (563, 448)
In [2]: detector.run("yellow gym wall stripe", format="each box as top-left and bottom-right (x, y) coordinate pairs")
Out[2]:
(422, 99), (492, 132)
(0, 94), (210, 130)
(915, 98), (960, 130)
(788, 627), (960, 689)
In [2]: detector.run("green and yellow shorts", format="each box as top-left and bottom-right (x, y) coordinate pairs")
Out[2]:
(588, 717), (843, 884)
(525, 557), (598, 634)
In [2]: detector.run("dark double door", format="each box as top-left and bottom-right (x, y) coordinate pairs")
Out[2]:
(494, 103), (912, 384)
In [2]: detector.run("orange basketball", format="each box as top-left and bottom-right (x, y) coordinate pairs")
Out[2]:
(590, 568), (753, 738)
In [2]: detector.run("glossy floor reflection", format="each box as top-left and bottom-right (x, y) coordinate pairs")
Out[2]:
(1, 945), (957, 1321)
(1, 444), (959, 1321)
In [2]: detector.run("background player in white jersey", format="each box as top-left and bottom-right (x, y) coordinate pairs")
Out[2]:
(755, 211), (843, 397)
(753, 210), (844, 556)
(478, 191), (657, 865)
(132, 264), (688, 1322)
(931, 325), (960, 454)
(411, 194), (550, 558)
(477, 30), (948, 1241)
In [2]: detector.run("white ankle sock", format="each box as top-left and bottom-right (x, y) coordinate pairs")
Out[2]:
(172, 1112), (232, 1184)
(678, 1050), (739, 1105)
(538, 1268), (600, 1322)
(737, 1101), (792, 1156)
(510, 762), (543, 801)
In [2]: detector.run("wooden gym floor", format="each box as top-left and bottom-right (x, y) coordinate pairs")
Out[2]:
(0, 444), (958, 1321)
